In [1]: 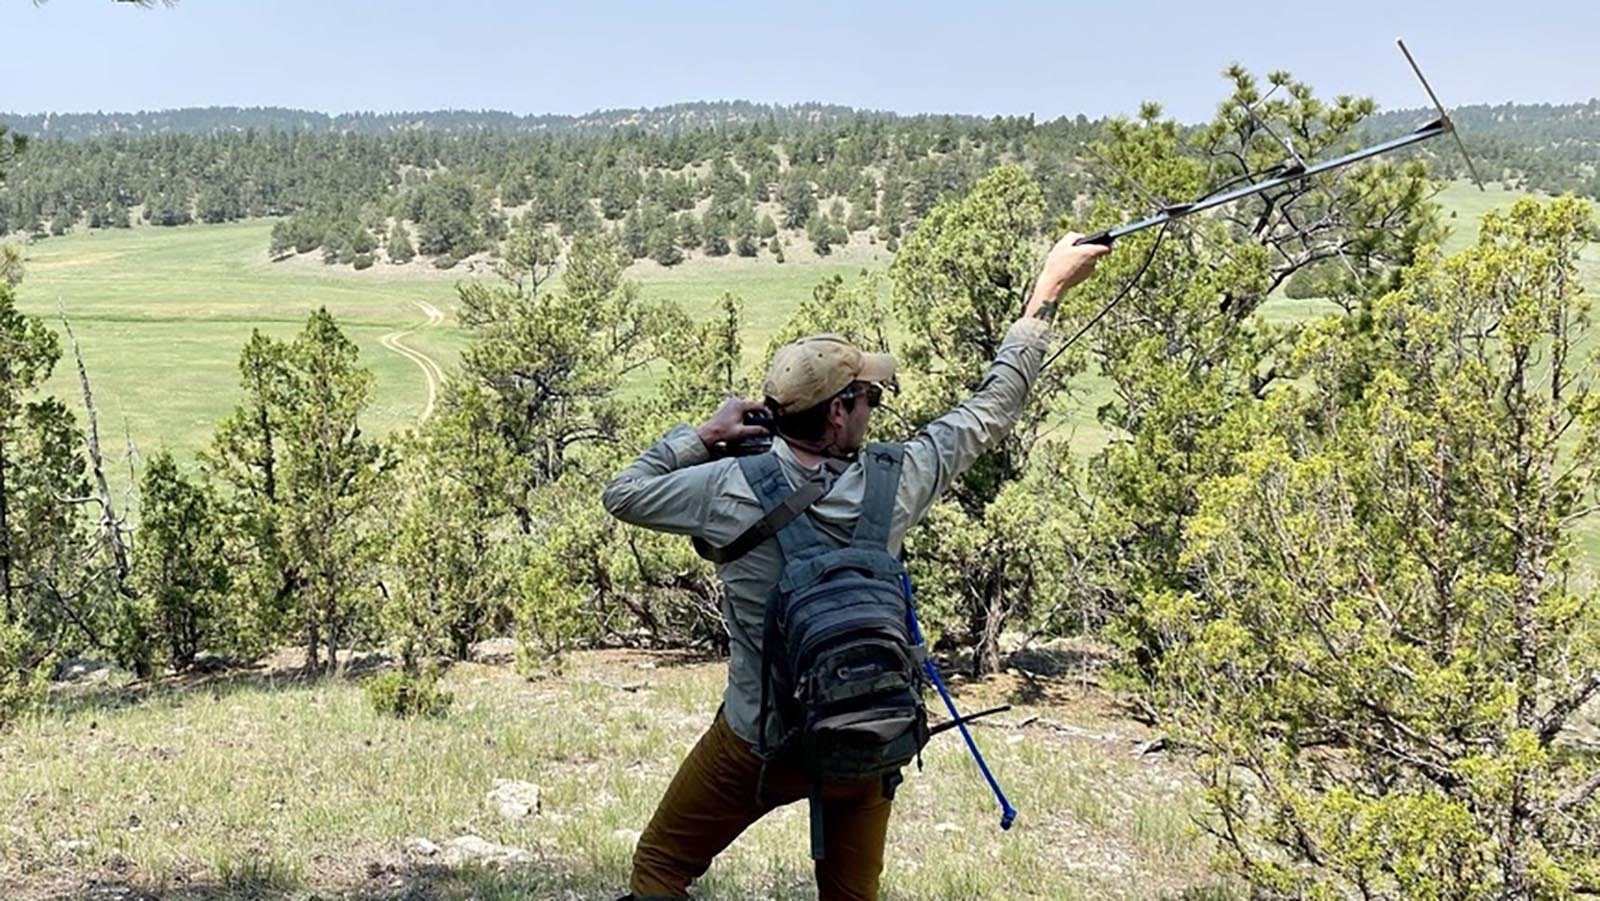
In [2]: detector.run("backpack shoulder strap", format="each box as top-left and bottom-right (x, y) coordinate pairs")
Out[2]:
(693, 453), (828, 565)
(851, 442), (904, 549)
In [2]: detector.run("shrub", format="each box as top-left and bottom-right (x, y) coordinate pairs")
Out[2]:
(364, 668), (453, 718)
(1154, 199), (1600, 898)
(0, 620), (49, 727)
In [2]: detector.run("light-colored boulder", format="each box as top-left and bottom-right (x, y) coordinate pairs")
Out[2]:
(485, 779), (542, 820)
(440, 834), (532, 867)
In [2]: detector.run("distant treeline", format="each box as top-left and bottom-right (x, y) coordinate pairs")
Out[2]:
(0, 101), (934, 140)
(0, 99), (1595, 269)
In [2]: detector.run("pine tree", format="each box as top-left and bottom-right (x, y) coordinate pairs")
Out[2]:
(778, 171), (815, 229)
(207, 313), (386, 670)
(387, 222), (416, 264)
(648, 223), (683, 266)
(806, 212), (834, 256)
(702, 212), (730, 257)
(121, 452), (230, 672)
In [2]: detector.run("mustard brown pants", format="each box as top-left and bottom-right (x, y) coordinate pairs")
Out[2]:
(628, 711), (894, 900)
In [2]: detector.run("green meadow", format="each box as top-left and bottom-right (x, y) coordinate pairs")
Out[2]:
(13, 220), (886, 473)
(11, 182), (1598, 562)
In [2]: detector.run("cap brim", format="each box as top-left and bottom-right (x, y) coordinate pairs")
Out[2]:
(858, 352), (896, 385)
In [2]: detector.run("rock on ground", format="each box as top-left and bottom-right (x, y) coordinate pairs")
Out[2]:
(485, 779), (542, 820)
(440, 835), (532, 867)
(402, 837), (439, 858)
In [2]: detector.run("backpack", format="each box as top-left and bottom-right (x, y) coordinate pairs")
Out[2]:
(730, 443), (930, 860)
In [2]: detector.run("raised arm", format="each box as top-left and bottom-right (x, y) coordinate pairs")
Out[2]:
(895, 233), (1110, 530)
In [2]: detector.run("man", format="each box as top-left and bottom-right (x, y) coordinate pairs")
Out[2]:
(602, 233), (1110, 900)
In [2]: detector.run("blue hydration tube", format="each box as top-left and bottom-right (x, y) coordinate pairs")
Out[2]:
(900, 569), (1017, 830)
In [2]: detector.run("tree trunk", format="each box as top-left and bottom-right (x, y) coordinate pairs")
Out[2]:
(976, 591), (1008, 677)
(0, 431), (12, 622)
(304, 619), (320, 672)
(63, 315), (131, 588)
(323, 573), (340, 675)
(970, 571), (1008, 677)
(257, 397), (277, 503)
(1503, 337), (1554, 897)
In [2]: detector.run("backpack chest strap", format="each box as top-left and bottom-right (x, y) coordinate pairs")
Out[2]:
(733, 452), (831, 562)
(697, 475), (827, 565)
(697, 446), (903, 566)
(851, 443), (904, 549)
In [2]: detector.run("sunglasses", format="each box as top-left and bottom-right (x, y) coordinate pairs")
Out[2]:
(839, 382), (884, 409)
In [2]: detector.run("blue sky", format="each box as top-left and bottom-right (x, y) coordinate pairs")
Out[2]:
(2, 1), (1595, 121)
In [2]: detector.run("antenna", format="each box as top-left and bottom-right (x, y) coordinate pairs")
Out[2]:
(1397, 37), (1485, 190)
(1075, 39), (1480, 245)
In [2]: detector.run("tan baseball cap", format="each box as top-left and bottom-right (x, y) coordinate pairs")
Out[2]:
(763, 334), (896, 414)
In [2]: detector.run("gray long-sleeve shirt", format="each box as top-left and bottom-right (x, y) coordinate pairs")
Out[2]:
(602, 317), (1050, 744)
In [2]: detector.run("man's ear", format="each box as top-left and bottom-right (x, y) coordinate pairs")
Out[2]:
(826, 396), (849, 433)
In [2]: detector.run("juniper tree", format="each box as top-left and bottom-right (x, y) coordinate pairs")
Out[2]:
(534, 290), (747, 653)
(1061, 69), (1440, 680)
(207, 312), (385, 669)
(0, 284), (98, 646)
(0, 284), (85, 716)
(0, 285), (57, 622)
(277, 311), (386, 670)
(383, 386), (520, 666)
(888, 164), (1086, 674)
(1158, 198), (1600, 898)
(119, 451), (230, 673)
(207, 330), (294, 655)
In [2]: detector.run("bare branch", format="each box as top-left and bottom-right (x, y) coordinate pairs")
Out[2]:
(1539, 671), (1600, 744)
(1554, 769), (1600, 814)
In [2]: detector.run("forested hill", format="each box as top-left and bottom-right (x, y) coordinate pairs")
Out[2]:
(1364, 99), (1600, 193)
(7, 99), (1595, 142)
(0, 101), (962, 140)
(1, 100), (1596, 271)
(0, 110), (1101, 269)
(1365, 99), (1600, 140)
